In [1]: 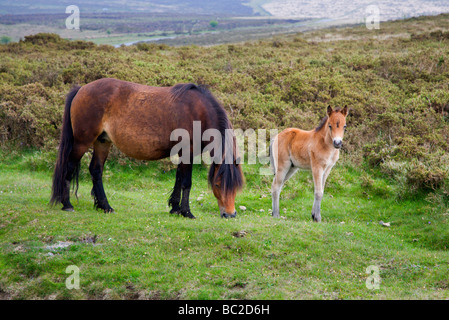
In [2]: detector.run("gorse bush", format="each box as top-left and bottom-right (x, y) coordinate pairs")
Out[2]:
(0, 15), (448, 194)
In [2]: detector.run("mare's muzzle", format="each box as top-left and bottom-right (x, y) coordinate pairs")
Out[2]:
(221, 211), (237, 219)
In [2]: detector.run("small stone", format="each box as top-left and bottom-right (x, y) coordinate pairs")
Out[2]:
(239, 206), (247, 211)
(379, 221), (390, 227)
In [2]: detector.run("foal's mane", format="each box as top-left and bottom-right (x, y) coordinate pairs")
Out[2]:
(315, 107), (343, 132)
(171, 83), (244, 195)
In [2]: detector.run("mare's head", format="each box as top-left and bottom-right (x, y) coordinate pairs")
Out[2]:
(208, 145), (244, 218)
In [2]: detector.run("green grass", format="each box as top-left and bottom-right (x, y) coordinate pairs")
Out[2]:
(1, 150), (448, 299)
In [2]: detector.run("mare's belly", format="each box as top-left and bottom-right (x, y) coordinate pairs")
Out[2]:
(104, 123), (173, 161)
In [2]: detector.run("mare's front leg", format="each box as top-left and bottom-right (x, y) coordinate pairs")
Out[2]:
(168, 164), (182, 214)
(311, 165), (325, 222)
(179, 163), (195, 219)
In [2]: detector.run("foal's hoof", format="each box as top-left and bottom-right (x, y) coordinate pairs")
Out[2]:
(181, 210), (196, 219)
(62, 206), (74, 212)
(221, 212), (237, 219)
(312, 214), (322, 222)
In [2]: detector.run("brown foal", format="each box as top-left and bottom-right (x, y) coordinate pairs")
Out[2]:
(270, 106), (349, 222)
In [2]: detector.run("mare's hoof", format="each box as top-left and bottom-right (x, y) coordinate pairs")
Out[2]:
(221, 212), (237, 219)
(62, 206), (74, 212)
(170, 208), (181, 215)
(181, 211), (196, 219)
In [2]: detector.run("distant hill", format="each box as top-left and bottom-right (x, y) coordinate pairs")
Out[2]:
(0, 0), (254, 15)
(3, 0), (449, 21)
(261, 0), (449, 22)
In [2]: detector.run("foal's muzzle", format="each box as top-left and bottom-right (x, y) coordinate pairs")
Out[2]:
(333, 138), (343, 149)
(221, 211), (237, 219)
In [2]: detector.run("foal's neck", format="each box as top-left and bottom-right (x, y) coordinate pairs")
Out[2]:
(315, 120), (333, 148)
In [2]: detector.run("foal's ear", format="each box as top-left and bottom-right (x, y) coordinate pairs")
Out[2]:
(341, 105), (349, 116)
(327, 105), (333, 116)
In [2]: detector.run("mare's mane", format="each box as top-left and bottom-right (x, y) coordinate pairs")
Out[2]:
(170, 83), (244, 195)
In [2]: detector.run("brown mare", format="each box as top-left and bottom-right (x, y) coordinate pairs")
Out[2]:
(50, 78), (244, 219)
(270, 106), (348, 222)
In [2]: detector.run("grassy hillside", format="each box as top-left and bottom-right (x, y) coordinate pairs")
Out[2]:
(0, 14), (449, 299)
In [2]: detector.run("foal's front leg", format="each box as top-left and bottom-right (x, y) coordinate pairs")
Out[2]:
(311, 166), (325, 222)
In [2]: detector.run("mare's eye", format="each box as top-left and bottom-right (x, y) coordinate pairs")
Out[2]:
(344, 125), (347, 130)
(328, 125), (332, 130)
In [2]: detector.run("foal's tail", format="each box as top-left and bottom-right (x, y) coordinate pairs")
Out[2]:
(269, 135), (278, 175)
(50, 85), (81, 206)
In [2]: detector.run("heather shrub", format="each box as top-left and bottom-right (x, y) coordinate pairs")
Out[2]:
(0, 28), (448, 194)
(0, 83), (63, 147)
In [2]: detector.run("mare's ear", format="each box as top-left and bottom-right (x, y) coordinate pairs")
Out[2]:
(341, 105), (349, 116)
(327, 105), (333, 117)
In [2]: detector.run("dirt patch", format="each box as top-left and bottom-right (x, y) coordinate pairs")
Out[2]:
(0, 289), (11, 300)
(45, 241), (74, 250)
(79, 234), (98, 244)
(232, 230), (249, 238)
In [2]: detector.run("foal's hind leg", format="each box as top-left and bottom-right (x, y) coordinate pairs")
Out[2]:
(271, 161), (294, 218)
(89, 140), (113, 213)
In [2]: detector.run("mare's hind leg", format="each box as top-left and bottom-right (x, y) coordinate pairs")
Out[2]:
(179, 163), (195, 219)
(89, 139), (113, 213)
(271, 160), (294, 218)
(62, 144), (89, 211)
(168, 164), (182, 214)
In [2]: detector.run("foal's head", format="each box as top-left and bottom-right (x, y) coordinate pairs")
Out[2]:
(327, 105), (349, 149)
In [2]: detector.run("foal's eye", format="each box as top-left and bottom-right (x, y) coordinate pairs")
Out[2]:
(328, 125), (332, 130)
(344, 125), (347, 130)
